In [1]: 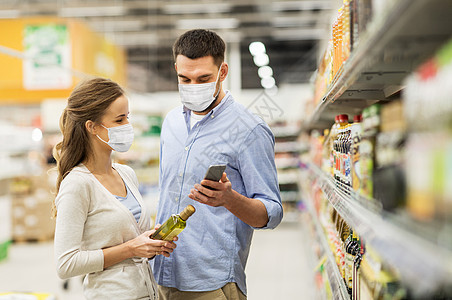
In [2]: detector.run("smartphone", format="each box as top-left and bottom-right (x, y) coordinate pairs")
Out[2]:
(202, 164), (226, 190)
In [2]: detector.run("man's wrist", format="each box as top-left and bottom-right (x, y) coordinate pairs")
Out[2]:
(224, 189), (241, 211)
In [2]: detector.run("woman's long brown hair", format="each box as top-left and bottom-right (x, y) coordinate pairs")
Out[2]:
(52, 77), (124, 217)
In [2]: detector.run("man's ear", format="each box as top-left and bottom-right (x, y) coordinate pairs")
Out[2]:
(220, 62), (228, 82)
(85, 120), (97, 135)
(174, 63), (177, 72)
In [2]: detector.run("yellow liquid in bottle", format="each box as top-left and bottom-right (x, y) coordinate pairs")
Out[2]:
(151, 205), (195, 241)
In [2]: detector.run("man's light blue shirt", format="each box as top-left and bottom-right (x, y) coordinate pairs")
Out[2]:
(152, 91), (283, 295)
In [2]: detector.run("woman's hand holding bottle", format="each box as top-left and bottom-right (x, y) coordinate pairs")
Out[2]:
(127, 225), (178, 258)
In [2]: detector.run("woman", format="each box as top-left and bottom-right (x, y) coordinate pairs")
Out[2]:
(53, 77), (175, 299)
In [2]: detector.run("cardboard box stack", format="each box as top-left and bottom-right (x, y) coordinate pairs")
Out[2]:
(10, 174), (55, 243)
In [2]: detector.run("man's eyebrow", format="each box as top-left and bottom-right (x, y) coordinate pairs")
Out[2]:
(115, 113), (127, 118)
(177, 73), (213, 81)
(197, 74), (212, 79)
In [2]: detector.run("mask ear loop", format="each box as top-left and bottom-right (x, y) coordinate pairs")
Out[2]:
(213, 63), (223, 98)
(96, 124), (110, 145)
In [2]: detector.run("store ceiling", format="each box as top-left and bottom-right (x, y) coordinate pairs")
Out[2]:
(0, 0), (334, 92)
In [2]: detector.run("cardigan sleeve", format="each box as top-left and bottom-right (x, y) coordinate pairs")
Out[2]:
(54, 173), (104, 280)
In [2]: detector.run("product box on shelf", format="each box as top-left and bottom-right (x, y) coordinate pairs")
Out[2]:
(11, 189), (55, 243)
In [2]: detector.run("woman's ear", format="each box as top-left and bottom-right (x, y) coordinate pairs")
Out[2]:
(85, 120), (97, 135)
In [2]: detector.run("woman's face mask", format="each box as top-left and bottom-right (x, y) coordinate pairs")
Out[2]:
(178, 64), (223, 112)
(96, 123), (134, 152)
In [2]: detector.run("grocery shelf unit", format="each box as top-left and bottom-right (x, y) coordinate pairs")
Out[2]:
(307, 0), (452, 130)
(302, 187), (350, 300)
(272, 124), (305, 223)
(301, 0), (452, 298)
(304, 163), (452, 296)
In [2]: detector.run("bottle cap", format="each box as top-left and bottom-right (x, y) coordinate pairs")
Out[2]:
(353, 114), (362, 123)
(180, 205), (196, 221)
(338, 114), (349, 123)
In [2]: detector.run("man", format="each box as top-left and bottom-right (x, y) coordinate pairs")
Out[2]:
(153, 29), (283, 300)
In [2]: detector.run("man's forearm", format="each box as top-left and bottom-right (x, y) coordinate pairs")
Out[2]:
(224, 190), (269, 228)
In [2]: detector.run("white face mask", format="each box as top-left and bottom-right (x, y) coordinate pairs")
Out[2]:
(96, 123), (134, 152)
(178, 65), (222, 112)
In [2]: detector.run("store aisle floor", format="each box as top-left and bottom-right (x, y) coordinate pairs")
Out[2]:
(0, 219), (315, 299)
(247, 221), (317, 300)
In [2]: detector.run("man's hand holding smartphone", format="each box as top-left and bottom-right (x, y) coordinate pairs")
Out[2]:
(189, 164), (235, 208)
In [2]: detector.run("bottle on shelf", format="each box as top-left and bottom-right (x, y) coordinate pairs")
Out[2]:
(344, 123), (353, 191)
(328, 115), (341, 177)
(345, 230), (360, 296)
(360, 104), (381, 198)
(351, 114), (363, 192)
(150, 205), (196, 241)
(333, 114), (349, 188)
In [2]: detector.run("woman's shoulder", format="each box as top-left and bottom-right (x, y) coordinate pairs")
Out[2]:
(59, 165), (92, 189)
(113, 163), (135, 175)
(113, 163), (138, 187)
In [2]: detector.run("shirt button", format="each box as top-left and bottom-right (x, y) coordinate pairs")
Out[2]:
(185, 146), (189, 151)
(175, 197), (179, 201)
(179, 173), (183, 177)
(211, 115), (214, 119)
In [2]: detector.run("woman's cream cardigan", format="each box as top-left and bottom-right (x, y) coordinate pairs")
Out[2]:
(54, 163), (157, 300)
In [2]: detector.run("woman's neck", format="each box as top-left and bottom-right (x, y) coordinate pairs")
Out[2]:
(83, 150), (113, 175)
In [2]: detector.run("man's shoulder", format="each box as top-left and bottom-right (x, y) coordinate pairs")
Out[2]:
(228, 100), (269, 131)
(165, 105), (184, 120)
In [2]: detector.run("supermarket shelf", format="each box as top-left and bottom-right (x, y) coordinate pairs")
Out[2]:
(307, 163), (452, 296)
(308, 0), (452, 127)
(272, 125), (301, 139)
(303, 192), (350, 300)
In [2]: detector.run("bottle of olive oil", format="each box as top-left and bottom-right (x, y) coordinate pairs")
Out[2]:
(150, 205), (196, 241)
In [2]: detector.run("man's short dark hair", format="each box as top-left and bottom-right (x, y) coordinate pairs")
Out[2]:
(173, 29), (225, 67)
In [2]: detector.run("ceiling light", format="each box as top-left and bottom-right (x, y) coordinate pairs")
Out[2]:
(163, 3), (231, 14)
(272, 28), (327, 41)
(249, 42), (266, 56)
(258, 66), (273, 79)
(89, 20), (144, 32)
(272, 1), (331, 12)
(176, 18), (239, 30)
(32, 128), (43, 142)
(266, 85), (279, 96)
(59, 6), (125, 17)
(253, 53), (269, 67)
(0, 10), (20, 19)
(106, 32), (158, 46)
(261, 77), (276, 89)
(271, 16), (315, 28)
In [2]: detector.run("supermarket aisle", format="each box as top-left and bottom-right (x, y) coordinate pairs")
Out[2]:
(247, 220), (317, 300)
(0, 220), (315, 299)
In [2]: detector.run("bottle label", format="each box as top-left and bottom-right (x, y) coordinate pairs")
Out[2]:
(345, 253), (354, 289)
(163, 228), (184, 241)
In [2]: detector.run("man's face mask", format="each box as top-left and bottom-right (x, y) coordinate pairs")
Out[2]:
(178, 64), (223, 112)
